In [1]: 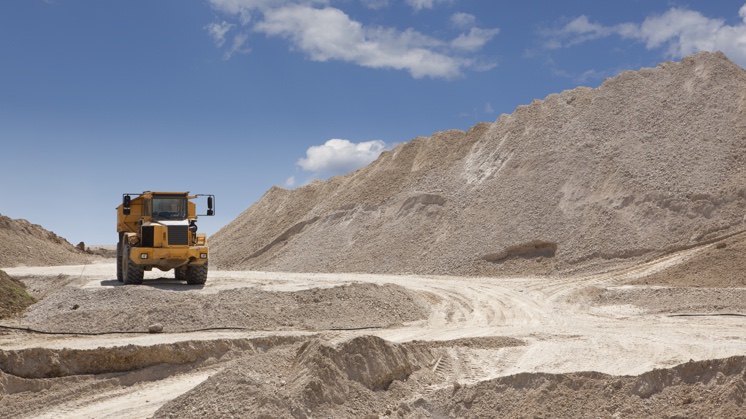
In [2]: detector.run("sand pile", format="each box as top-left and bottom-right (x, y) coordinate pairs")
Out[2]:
(0, 214), (89, 268)
(211, 51), (746, 276)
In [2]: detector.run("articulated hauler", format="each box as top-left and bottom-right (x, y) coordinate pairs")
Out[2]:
(116, 191), (215, 285)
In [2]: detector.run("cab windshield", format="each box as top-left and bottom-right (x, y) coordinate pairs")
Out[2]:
(152, 196), (187, 220)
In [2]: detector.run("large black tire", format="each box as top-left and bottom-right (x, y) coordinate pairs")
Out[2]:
(186, 261), (208, 285)
(116, 241), (123, 282)
(122, 242), (144, 285)
(175, 266), (187, 281)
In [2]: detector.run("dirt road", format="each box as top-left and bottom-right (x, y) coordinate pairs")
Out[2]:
(2, 244), (746, 417)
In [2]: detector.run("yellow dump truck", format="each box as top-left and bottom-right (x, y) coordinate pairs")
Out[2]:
(116, 191), (215, 285)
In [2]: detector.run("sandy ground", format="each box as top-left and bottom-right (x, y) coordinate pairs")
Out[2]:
(2, 240), (746, 417)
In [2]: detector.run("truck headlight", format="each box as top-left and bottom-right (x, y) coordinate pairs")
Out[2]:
(140, 253), (148, 259)
(200, 253), (207, 259)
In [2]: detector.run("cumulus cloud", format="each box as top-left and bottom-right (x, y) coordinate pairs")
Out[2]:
(406, 0), (433, 10)
(450, 12), (476, 29)
(545, 5), (746, 67)
(225, 32), (251, 59)
(256, 5), (477, 78)
(297, 139), (387, 176)
(209, 0), (314, 24)
(362, 0), (389, 10)
(206, 0), (498, 79)
(405, 0), (455, 11)
(205, 21), (235, 47)
(205, 20), (250, 59)
(451, 27), (500, 52)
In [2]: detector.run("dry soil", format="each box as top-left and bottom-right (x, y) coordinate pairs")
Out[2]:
(1, 235), (745, 418)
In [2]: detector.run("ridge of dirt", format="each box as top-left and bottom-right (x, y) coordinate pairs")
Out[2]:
(416, 356), (746, 418)
(13, 278), (429, 334)
(0, 214), (91, 268)
(627, 230), (746, 287)
(211, 51), (746, 277)
(0, 336), (304, 379)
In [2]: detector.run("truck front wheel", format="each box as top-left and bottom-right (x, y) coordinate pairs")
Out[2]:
(186, 261), (208, 285)
(122, 242), (145, 285)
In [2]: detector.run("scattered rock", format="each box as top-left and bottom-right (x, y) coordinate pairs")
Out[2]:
(148, 323), (164, 333)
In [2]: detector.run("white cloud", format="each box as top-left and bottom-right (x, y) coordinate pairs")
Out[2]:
(545, 15), (615, 48)
(209, 0), (324, 24)
(297, 139), (387, 176)
(635, 9), (726, 57)
(207, 0), (257, 25)
(451, 27), (500, 52)
(224, 32), (251, 59)
(254, 5), (491, 78)
(285, 176), (296, 187)
(205, 20), (250, 59)
(205, 21), (235, 47)
(546, 5), (746, 67)
(405, 0), (455, 11)
(206, 1), (497, 79)
(406, 0), (433, 11)
(362, 0), (389, 10)
(450, 12), (475, 29)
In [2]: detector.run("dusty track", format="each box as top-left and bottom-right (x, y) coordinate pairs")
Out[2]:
(2, 243), (746, 417)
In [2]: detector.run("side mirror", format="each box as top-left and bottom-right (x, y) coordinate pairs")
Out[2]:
(195, 194), (215, 216)
(123, 195), (131, 215)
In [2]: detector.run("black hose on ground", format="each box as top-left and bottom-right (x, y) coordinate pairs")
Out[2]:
(0, 324), (383, 335)
(668, 313), (746, 317)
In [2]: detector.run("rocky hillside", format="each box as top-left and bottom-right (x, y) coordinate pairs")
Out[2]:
(0, 214), (89, 268)
(211, 51), (746, 275)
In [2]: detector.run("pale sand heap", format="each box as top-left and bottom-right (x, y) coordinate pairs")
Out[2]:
(212, 51), (746, 276)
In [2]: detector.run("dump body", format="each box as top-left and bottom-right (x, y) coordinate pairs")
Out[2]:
(116, 191), (214, 285)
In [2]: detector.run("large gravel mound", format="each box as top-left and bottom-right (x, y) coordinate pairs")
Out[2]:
(211, 51), (746, 276)
(0, 214), (89, 268)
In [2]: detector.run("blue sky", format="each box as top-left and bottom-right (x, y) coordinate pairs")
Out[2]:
(2, 0), (746, 246)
